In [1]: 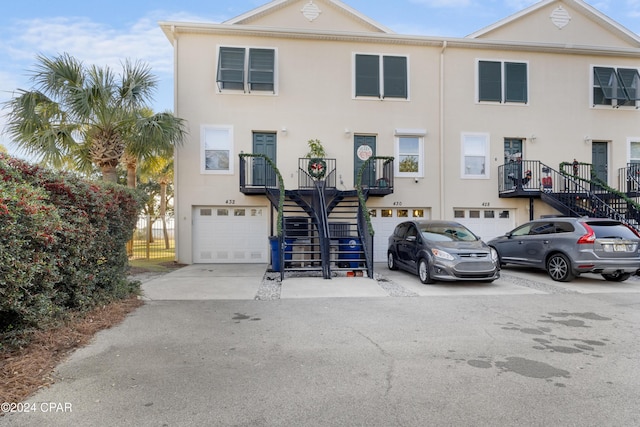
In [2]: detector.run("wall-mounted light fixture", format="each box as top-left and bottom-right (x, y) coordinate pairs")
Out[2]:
(281, 127), (288, 134)
(584, 135), (591, 143)
(530, 134), (537, 141)
(344, 128), (352, 138)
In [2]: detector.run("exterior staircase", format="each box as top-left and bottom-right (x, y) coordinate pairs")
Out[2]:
(499, 160), (640, 232)
(239, 154), (393, 280)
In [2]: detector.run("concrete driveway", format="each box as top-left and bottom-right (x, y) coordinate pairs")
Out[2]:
(139, 262), (640, 301)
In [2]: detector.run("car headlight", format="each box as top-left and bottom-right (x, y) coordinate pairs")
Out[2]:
(490, 247), (499, 263)
(431, 248), (454, 261)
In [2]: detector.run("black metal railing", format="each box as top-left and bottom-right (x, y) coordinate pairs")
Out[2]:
(618, 163), (640, 194)
(298, 158), (337, 189)
(498, 159), (543, 193)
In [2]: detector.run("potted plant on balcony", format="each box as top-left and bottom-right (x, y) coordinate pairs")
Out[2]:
(305, 138), (327, 179)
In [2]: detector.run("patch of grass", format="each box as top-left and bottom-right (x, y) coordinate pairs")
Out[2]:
(129, 256), (177, 272)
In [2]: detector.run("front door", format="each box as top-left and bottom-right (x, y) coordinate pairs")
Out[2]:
(504, 139), (523, 189)
(253, 133), (277, 186)
(354, 135), (376, 187)
(591, 141), (608, 189)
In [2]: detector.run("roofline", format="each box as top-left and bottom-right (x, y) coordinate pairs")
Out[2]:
(223, 0), (394, 34)
(467, 0), (640, 46)
(158, 21), (640, 58)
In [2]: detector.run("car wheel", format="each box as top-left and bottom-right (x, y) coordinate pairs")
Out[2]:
(602, 272), (631, 282)
(546, 253), (575, 282)
(387, 251), (398, 270)
(418, 258), (435, 284)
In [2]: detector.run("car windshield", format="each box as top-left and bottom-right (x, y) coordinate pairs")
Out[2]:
(585, 221), (639, 240)
(419, 224), (477, 242)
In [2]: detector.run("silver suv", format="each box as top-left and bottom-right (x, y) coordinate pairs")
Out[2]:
(488, 217), (640, 282)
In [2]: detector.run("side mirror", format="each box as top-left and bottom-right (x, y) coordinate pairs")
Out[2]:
(406, 235), (417, 242)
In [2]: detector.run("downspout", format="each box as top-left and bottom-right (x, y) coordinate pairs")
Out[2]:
(439, 40), (447, 219)
(171, 25), (182, 263)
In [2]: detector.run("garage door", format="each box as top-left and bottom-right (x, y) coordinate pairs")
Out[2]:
(192, 206), (268, 263)
(369, 207), (431, 262)
(453, 208), (514, 242)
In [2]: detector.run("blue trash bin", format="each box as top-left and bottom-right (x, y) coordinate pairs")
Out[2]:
(269, 237), (294, 272)
(338, 238), (362, 268)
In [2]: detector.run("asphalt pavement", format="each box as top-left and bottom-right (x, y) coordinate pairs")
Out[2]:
(2, 264), (640, 426)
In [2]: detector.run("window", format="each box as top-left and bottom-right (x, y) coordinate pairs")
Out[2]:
(478, 60), (528, 104)
(629, 139), (640, 164)
(593, 66), (640, 107)
(355, 54), (408, 99)
(217, 47), (275, 93)
(461, 133), (490, 178)
(201, 125), (233, 174)
(394, 130), (425, 177)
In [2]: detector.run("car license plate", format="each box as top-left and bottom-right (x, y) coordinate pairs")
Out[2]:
(614, 244), (628, 252)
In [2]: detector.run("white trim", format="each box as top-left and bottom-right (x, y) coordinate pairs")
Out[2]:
(467, 0), (640, 46)
(223, 0), (394, 34)
(215, 45), (278, 95)
(461, 132), (490, 179)
(200, 125), (234, 175)
(394, 135), (424, 178)
(352, 52), (410, 101)
(476, 58), (530, 105)
(395, 128), (427, 136)
(590, 64), (640, 109)
(628, 137), (640, 163)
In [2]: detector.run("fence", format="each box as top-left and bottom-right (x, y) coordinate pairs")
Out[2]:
(129, 215), (175, 260)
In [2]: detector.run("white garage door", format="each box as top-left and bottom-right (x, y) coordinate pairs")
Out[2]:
(369, 207), (431, 262)
(453, 208), (515, 243)
(192, 206), (268, 263)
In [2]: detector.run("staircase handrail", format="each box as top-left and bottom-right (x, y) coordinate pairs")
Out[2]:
(558, 161), (640, 213)
(314, 181), (332, 278)
(239, 153), (286, 236)
(356, 156), (394, 236)
(555, 161), (637, 224)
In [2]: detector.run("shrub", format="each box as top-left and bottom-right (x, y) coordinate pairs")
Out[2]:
(0, 155), (144, 339)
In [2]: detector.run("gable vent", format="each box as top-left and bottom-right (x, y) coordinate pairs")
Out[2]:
(301, 1), (321, 22)
(550, 6), (571, 30)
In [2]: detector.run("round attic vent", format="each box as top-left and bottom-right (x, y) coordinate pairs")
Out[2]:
(550, 6), (571, 29)
(301, 1), (322, 22)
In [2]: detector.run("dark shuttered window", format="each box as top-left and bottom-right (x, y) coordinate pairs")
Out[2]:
(383, 56), (407, 98)
(356, 54), (408, 99)
(355, 54), (380, 97)
(217, 47), (275, 92)
(479, 60), (528, 104)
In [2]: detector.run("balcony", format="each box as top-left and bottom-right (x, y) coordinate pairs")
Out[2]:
(239, 154), (394, 196)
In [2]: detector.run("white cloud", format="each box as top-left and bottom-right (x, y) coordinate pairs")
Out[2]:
(6, 16), (173, 76)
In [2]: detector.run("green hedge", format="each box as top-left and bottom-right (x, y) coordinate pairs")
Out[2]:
(0, 155), (145, 339)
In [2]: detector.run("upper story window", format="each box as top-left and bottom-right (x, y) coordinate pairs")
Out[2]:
(478, 60), (528, 104)
(216, 47), (275, 93)
(593, 66), (640, 108)
(201, 125), (234, 174)
(394, 129), (425, 178)
(355, 54), (408, 99)
(461, 133), (490, 179)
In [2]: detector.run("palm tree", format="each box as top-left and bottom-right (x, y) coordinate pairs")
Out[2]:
(121, 107), (185, 188)
(139, 154), (175, 248)
(3, 53), (187, 182)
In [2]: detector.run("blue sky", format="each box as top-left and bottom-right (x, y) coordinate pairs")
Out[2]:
(1, 0), (639, 156)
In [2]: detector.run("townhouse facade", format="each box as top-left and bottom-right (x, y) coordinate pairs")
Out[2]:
(160, 0), (640, 268)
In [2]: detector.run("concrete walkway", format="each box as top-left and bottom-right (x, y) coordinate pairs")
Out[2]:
(140, 263), (545, 300)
